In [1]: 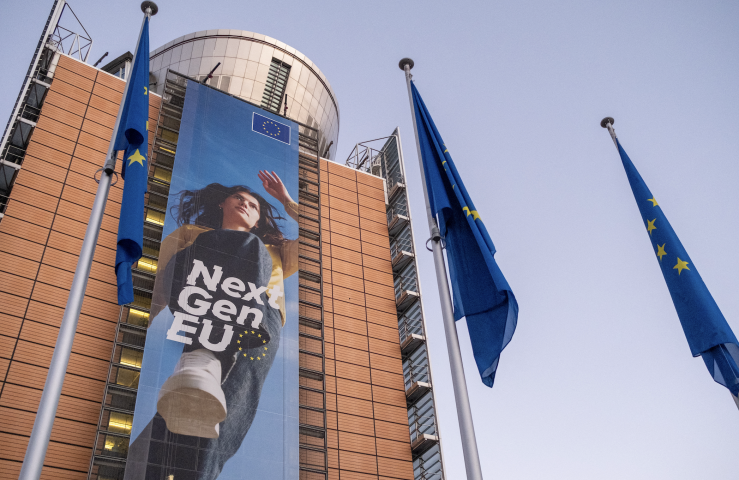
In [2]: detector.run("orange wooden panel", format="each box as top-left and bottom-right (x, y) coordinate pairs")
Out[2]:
(330, 197), (359, 216)
(43, 89), (87, 118)
(0, 384), (100, 424)
(57, 55), (97, 80)
(329, 184), (358, 204)
(0, 407), (96, 448)
(3, 200), (54, 231)
(335, 362), (371, 384)
(335, 378), (372, 401)
(343, 472), (378, 480)
(92, 82), (123, 105)
(359, 218), (389, 237)
(374, 438), (412, 462)
(332, 245), (362, 265)
(0, 335), (16, 359)
(331, 258), (364, 279)
(36, 115), (81, 143)
(368, 337), (401, 359)
(89, 259), (117, 285)
(357, 182), (385, 201)
(77, 130), (109, 155)
(25, 301), (117, 340)
(361, 230), (389, 249)
(0, 216), (48, 246)
(372, 403), (407, 426)
(0, 358), (8, 379)
(24, 141), (72, 169)
(40, 102), (84, 130)
(366, 323), (400, 344)
(88, 93), (118, 117)
(60, 184), (121, 218)
(48, 79), (91, 106)
(327, 173), (357, 192)
(327, 448), (339, 469)
(94, 70), (125, 92)
(355, 172), (384, 190)
(5, 357), (106, 400)
(331, 232), (362, 252)
(357, 195), (386, 213)
(336, 394), (373, 418)
(337, 413), (375, 437)
(338, 450), (378, 475)
(0, 313), (23, 339)
(81, 117), (112, 141)
(334, 345), (370, 368)
(333, 315), (367, 337)
(331, 272), (364, 294)
(365, 309), (398, 329)
(330, 209), (360, 228)
(364, 294), (396, 317)
(361, 255), (392, 274)
(373, 420), (410, 443)
(14, 168), (63, 197)
(9, 184), (59, 215)
(20, 155), (67, 184)
(363, 281), (394, 301)
(84, 106), (116, 129)
(332, 301), (366, 322)
(333, 285), (365, 308)
(334, 330), (369, 351)
(358, 206), (387, 225)
(329, 220), (361, 239)
(39, 441), (92, 472)
(362, 267), (393, 288)
(369, 354), (402, 375)
(327, 162), (357, 181)
(370, 370), (404, 392)
(376, 458), (413, 480)
(371, 385), (407, 407)
(0, 271), (34, 298)
(56, 199), (119, 234)
(0, 292), (29, 319)
(337, 431), (377, 455)
(0, 459), (21, 479)
(361, 242), (390, 262)
(0, 232), (45, 262)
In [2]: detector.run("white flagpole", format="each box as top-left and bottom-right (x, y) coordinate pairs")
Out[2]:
(17, 4), (157, 479)
(400, 58), (484, 480)
(601, 116), (739, 413)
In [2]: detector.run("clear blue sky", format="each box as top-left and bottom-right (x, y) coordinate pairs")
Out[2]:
(2, 1), (738, 478)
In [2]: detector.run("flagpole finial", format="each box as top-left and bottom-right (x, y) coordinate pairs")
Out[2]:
(600, 117), (614, 128)
(399, 58), (415, 71)
(141, 1), (158, 15)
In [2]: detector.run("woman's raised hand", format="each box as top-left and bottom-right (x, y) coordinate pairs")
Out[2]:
(258, 170), (293, 205)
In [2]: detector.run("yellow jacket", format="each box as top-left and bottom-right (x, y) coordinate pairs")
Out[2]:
(151, 201), (299, 325)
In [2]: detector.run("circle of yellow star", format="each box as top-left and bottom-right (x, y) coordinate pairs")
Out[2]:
(673, 257), (690, 275)
(656, 244), (667, 261)
(647, 218), (657, 236)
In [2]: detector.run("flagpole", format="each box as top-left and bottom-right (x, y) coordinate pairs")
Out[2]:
(600, 116), (739, 413)
(17, 4), (157, 479)
(400, 58), (484, 480)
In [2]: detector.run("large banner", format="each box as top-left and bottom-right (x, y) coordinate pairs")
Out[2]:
(125, 80), (299, 480)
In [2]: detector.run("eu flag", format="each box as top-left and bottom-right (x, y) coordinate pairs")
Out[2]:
(617, 140), (739, 396)
(252, 113), (291, 145)
(115, 17), (150, 305)
(412, 81), (518, 387)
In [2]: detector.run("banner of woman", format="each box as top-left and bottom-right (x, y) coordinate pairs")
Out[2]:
(124, 81), (300, 480)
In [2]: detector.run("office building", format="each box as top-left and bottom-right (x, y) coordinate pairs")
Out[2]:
(0, 3), (443, 480)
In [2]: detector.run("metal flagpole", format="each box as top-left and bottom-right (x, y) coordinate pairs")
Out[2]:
(600, 116), (739, 413)
(400, 58), (484, 480)
(17, 4), (157, 479)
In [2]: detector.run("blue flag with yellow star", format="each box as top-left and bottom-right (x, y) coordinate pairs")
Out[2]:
(412, 81), (518, 388)
(617, 140), (739, 396)
(115, 17), (150, 305)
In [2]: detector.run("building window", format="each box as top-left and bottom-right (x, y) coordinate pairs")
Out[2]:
(261, 58), (291, 114)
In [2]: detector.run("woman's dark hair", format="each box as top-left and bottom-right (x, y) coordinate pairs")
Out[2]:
(171, 183), (287, 245)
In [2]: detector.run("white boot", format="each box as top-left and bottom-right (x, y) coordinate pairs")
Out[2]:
(157, 349), (227, 438)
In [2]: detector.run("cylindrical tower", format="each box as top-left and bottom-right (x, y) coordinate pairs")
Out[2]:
(149, 30), (339, 159)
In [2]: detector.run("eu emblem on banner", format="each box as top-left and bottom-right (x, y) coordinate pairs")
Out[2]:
(253, 112), (291, 145)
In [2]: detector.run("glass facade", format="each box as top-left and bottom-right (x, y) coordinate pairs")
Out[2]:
(149, 30), (340, 160)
